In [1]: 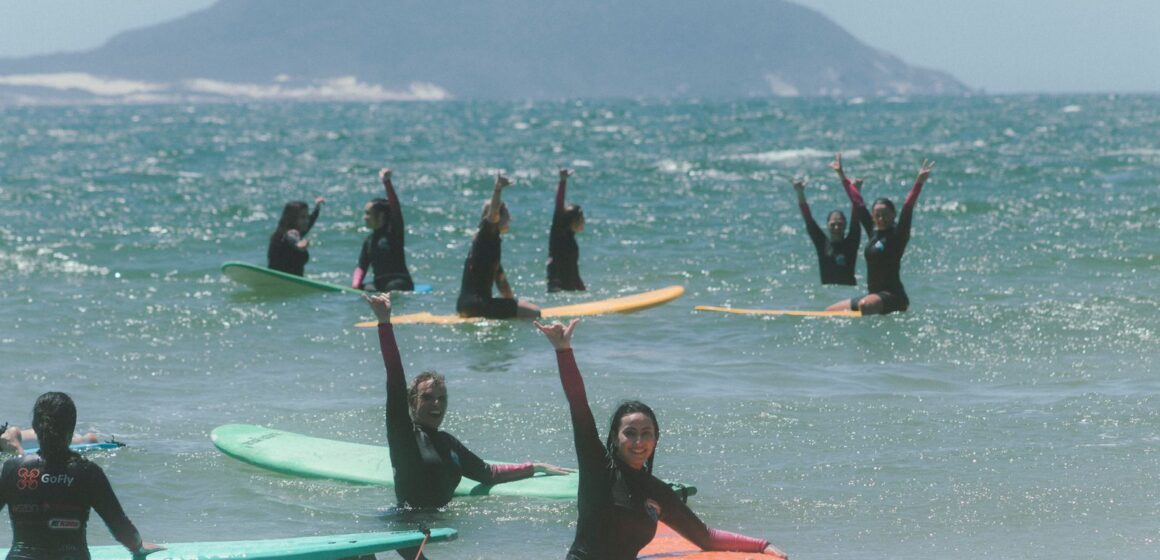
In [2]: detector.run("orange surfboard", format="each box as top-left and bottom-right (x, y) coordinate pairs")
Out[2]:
(639, 523), (769, 559)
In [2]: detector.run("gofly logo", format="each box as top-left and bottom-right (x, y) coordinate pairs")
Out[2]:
(17, 467), (41, 490)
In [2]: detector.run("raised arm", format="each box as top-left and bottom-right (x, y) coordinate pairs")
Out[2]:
(301, 196), (324, 237)
(898, 159), (935, 234)
(486, 173), (512, 224)
(365, 294), (414, 448)
(380, 168), (405, 235)
(846, 179), (865, 243)
(535, 320), (605, 473)
(555, 168), (572, 214)
(793, 179), (825, 245)
(832, 153), (871, 233)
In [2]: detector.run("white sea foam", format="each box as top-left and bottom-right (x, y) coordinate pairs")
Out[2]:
(0, 72), (165, 96)
(726, 148), (855, 164)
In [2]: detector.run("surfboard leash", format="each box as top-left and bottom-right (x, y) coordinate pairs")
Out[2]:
(411, 527), (432, 560)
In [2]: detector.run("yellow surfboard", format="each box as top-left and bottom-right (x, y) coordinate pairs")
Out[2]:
(356, 285), (685, 326)
(694, 305), (861, 318)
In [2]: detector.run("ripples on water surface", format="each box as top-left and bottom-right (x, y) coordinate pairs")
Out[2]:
(1, 95), (1157, 558)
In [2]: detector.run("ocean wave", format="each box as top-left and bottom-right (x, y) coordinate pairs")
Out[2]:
(726, 148), (859, 164)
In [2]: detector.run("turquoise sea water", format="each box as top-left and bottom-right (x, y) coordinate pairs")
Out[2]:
(1, 95), (1157, 559)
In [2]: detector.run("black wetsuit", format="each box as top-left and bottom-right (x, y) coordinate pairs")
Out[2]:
(547, 178), (585, 292)
(266, 204), (320, 276)
(844, 177), (926, 314)
(357, 181), (414, 292)
(1, 454), (142, 560)
(552, 349), (769, 559)
(456, 220), (516, 318)
(378, 323), (531, 508)
(798, 201), (860, 286)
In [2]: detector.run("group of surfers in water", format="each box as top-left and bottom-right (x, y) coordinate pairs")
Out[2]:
(267, 167), (586, 320)
(2, 152), (937, 559)
(269, 151), (935, 319)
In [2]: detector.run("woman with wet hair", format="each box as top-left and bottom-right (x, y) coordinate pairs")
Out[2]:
(535, 320), (788, 560)
(0, 392), (162, 559)
(792, 172), (862, 286)
(825, 153), (935, 315)
(456, 173), (540, 318)
(353, 168), (415, 292)
(547, 168), (587, 292)
(267, 196), (324, 276)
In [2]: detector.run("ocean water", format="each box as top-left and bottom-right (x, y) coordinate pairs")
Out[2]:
(0, 95), (1157, 559)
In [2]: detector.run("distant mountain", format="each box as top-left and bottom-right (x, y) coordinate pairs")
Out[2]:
(0, 0), (971, 102)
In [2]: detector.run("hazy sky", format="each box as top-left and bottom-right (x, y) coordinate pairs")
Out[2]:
(1, 0), (1157, 94)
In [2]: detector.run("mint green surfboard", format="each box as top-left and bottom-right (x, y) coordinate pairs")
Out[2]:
(211, 424), (697, 501)
(221, 262), (432, 295)
(0, 529), (456, 559)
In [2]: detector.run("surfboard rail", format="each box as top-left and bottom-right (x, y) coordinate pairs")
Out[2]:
(695, 305), (861, 318)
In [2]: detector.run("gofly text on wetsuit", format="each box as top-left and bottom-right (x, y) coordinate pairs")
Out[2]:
(1, 453), (142, 560)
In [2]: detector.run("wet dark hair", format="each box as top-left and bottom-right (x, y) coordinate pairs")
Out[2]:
(368, 197), (391, 225)
(827, 210), (846, 223)
(561, 204), (584, 230)
(606, 400), (660, 474)
(31, 392), (77, 464)
(407, 371), (447, 413)
(271, 201), (309, 242)
(872, 197), (896, 214)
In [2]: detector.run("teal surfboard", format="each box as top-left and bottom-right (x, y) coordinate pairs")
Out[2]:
(0, 529), (456, 559)
(221, 262), (432, 294)
(211, 424), (697, 501)
(21, 441), (124, 455)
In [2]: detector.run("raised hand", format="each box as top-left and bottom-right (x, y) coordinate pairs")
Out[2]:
(829, 152), (845, 178)
(364, 292), (392, 323)
(534, 318), (580, 350)
(495, 172), (513, 190)
(916, 159), (935, 184)
(559, 168), (573, 180)
(379, 168), (392, 184)
(792, 179), (806, 192)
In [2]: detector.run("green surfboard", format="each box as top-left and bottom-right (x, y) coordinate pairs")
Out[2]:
(0, 529), (456, 559)
(221, 262), (432, 295)
(211, 424), (697, 501)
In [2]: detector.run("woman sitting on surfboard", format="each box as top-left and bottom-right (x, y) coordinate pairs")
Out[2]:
(267, 196), (324, 276)
(0, 392), (163, 559)
(456, 173), (541, 318)
(353, 168), (415, 292)
(535, 319), (788, 560)
(365, 293), (568, 512)
(792, 175), (861, 286)
(547, 168), (586, 292)
(825, 153), (935, 315)
(1, 423), (99, 456)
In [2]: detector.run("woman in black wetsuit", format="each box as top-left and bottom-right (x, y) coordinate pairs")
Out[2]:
(267, 196), (324, 276)
(792, 176), (861, 286)
(825, 153), (935, 315)
(0, 392), (162, 560)
(547, 168), (586, 292)
(535, 319), (788, 560)
(353, 168), (415, 292)
(365, 293), (568, 501)
(456, 173), (540, 318)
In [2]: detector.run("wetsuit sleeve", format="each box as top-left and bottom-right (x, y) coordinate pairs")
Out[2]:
(88, 465), (144, 552)
(284, 229), (305, 252)
(384, 177), (406, 249)
(353, 238), (370, 288)
(301, 203), (321, 236)
(897, 178), (926, 244)
(379, 324), (417, 456)
(655, 482), (769, 553)
(798, 202), (826, 251)
(841, 177), (873, 235)
(556, 349), (606, 474)
(451, 437), (535, 484)
(846, 198), (863, 246)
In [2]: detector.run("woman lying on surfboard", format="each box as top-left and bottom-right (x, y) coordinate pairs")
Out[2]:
(365, 293), (569, 513)
(792, 176), (861, 286)
(353, 168), (415, 292)
(535, 319), (788, 560)
(0, 392), (163, 559)
(547, 168), (586, 292)
(267, 196), (324, 276)
(456, 173), (540, 318)
(1, 423), (100, 456)
(825, 153), (935, 315)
